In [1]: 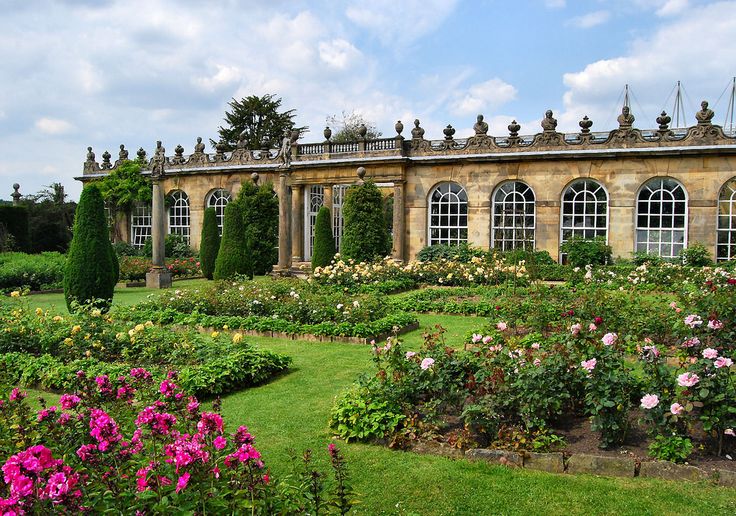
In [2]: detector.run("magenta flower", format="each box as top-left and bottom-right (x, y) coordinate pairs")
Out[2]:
(702, 348), (719, 359)
(197, 412), (224, 435)
(670, 403), (684, 415)
(176, 472), (190, 493)
(677, 372), (700, 387)
(714, 357), (733, 369)
(59, 394), (81, 410)
(580, 358), (597, 372)
(420, 357), (435, 370)
(640, 394), (659, 409)
(601, 332), (617, 346)
(214, 436), (228, 450)
(9, 388), (26, 402)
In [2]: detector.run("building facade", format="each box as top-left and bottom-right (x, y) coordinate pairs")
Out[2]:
(79, 104), (736, 268)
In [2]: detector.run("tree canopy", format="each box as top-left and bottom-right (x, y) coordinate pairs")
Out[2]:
(97, 160), (151, 242)
(212, 94), (306, 151)
(327, 111), (382, 143)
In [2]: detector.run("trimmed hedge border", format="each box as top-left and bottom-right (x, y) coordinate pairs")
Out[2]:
(410, 444), (736, 487)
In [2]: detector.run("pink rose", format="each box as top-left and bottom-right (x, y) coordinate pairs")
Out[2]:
(580, 358), (597, 372)
(707, 319), (724, 330)
(725, 428), (735, 436)
(677, 372), (700, 387)
(570, 323), (582, 336)
(601, 333), (617, 346)
(588, 323), (597, 332)
(405, 351), (416, 359)
(670, 403), (684, 415)
(420, 357), (435, 370)
(684, 314), (703, 328)
(471, 333), (482, 344)
(682, 337), (700, 348)
(482, 335), (493, 344)
(714, 357), (733, 369)
(496, 322), (508, 331)
(702, 348), (719, 359)
(640, 394), (659, 410)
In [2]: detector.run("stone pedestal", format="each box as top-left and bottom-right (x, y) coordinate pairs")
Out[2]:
(146, 268), (172, 289)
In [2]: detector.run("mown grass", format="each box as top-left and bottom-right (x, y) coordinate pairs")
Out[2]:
(6, 285), (736, 514)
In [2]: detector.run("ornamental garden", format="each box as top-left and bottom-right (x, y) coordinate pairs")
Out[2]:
(1, 170), (736, 512)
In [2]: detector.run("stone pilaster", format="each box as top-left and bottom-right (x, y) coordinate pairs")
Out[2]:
(608, 200), (636, 259)
(146, 177), (172, 288)
(535, 201), (560, 258)
(688, 200), (718, 255)
(276, 170), (292, 272)
(323, 184), (334, 227)
(291, 184), (304, 262)
(392, 181), (406, 261)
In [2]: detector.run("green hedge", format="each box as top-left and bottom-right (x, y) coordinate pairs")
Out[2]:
(0, 252), (66, 292)
(0, 205), (30, 251)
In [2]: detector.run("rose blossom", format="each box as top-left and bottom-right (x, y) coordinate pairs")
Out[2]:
(725, 429), (736, 436)
(570, 323), (581, 336)
(420, 357), (435, 370)
(684, 314), (703, 328)
(405, 351), (416, 359)
(496, 322), (508, 331)
(677, 372), (700, 387)
(670, 403), (684, 415)
(702, 348), (719, 359)
(580, 358), (597, 372)
(588, 323), (597, 332)
(640, 394), (659, 410)
(471, 333), (482, 344)
(714, 357), (733, 369)
(601, 333), (617, 346)
(707, 319), (724, 330)
(482, 335), (493, 344)
(682, 337), (700, 348)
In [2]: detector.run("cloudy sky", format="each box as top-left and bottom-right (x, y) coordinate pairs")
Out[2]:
(1, 0), (735, 200)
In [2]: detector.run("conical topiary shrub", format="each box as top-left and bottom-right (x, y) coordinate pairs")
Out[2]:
(311, 206), (335, 269)
(64, 183), (116, 312)
(238, 181), (278, 276)
(199, 207), (221, 280)
(214, 201), (252, 280)
(341, 180), (391, 263)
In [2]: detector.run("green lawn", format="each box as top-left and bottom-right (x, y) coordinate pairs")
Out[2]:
(6, 286), (736, 515)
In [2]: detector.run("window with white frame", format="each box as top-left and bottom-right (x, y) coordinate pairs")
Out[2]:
(168, 190), (190, 243)
(491, 181), (535, 251)
(304, 185), (324, 260)
(206, 189), (231, 235)
(635, 178), (687, 259)
(717, 177), (736, 261)
(560, 179), (609, 245)
(130, 203), (152, 249)
(332, 185), (349, 251)
(428, 182), (468, 246)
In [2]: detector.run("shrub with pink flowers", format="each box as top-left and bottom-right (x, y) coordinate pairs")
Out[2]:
(0, 373), (354, 514)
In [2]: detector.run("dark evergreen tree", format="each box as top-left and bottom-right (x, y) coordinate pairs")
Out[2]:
(64, 184), (116, 312)
(213, 201), (251, 280)
(311, 206), (336, 269)
(341, 180), (391, 263)
(238, 182), (279, 276)
(200, 207), (221, 280)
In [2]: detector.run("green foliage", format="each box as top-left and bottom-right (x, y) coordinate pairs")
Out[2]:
(21, 195), (76, 254)
(330, 385), (405, 442)
(632, 251), (663, 266)
(97, 161), (151, 242)
(142, 234), (193, 259)
(112, 241), (139, 257)
(212, 94), (305, 151)
(417, 243), (486, 263)
(238, 182), (278, 276)
(0, 206), (30, 252)
(0, 252), (66, 292)
(679, 242), (712, 266)
(326, 111), (382, 143)
(64, 184), (115, 312)
(214, 201), (252, 280)
(648, 435), (694, 463)
(561, 237), (612, 267)
(503, 248), (555, 266)
(199, 207), (220, 280)
(341, 181), (391, 263)
(312, 206), (335, 269)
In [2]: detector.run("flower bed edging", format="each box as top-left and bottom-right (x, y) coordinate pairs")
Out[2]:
(414, 445), (735, 486)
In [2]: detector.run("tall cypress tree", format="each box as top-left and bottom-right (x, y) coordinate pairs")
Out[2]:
(200, 207), (221, 280)
(238, 182), (279, 276)
(341, 180), (391, 263)
(64, 183), (116, 312)
(311, 206), (335, 269)
(214, 201), (252, 280)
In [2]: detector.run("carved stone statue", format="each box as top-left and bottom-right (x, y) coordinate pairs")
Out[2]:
(411, 119), (425, 139)
(194, 137), (206, 153)
(541, 110), (557, 132)
(617, 106), (635, 129)
(696, 100), (714, 125)
(86, 147), (95, 162)
(473, 114), (489, 135)
(118, 144), (128, 161)
(280, 128), (292, 168)
(151, 141), (166, 178)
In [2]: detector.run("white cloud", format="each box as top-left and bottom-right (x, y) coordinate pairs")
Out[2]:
(346, 0), (458, 46)
(193, 64), (241, 92)
(656, 0), (689, 17)
(318, 39), (362, 69)
(450, 78), (518, 116)
(35, 117), (74, 135)
(568, 10), (610, 29)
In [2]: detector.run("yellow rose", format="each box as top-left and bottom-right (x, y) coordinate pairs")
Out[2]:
(134, 324), (145, 332)
(10, 291), (20, 298)
(53, 315), (63, 322)
(64, 337), (73, 346)
(35, 308), (43, 316)
(71, 325), (82, 335)
(145, 321), (154, 328)
(211, 331), (220, 338)
(232, 333), (243, 344)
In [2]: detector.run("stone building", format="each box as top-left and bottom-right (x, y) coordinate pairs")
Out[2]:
(78, 103), (736, 269)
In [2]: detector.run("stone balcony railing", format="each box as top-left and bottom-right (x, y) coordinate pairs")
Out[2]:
(82, 106), (736, 175)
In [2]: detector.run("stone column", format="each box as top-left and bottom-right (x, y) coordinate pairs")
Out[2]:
(291, 185), (304, 262)
(276, 170), (292, 272)
(146, 177), (172, 288)
(392, 181), (406, 261)
(534, 201), (560, 259)
(323, 184), (334, 226)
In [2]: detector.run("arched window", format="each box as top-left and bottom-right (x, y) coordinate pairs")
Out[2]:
(332, 185), (349, 251)
(168, 190), (190, 243)
(717, 177), (736, 261)
(428, 182), (468, 246)
(130, 203), (151, 249)
(492, 181), (535, 251)
(304, 185), (324, 260)
(206, 189), (231, 236)
(560, 179), (609, 245)
(635, 178), (687, 259)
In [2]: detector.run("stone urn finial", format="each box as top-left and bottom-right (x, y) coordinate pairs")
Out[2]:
(357, 123), (368, 139)
(508, 120), (521, 138)
(101, 150), (112, 169)
(443, 124), (456, 141)
(137, 147), (147, 162)
(657, 111), (671, 131)
(11, 184), (21, 206)
(86, 147), (95, 162)
(395, 120), (404, 136)
(251, 172), (260, 184)
(324, 126), (332, 141)
(579, 116), (593, 135)
(356, 166), (366, 181)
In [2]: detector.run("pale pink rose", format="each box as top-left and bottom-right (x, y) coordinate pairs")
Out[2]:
(570, 323), (582, 336)
(677, 372), (700, 387)
(682, 337), (700, 348)
(588, 323), (597, 332)
(714, 357), (733, 369)
(420, 357), (435, 370)
(601, 333), (618, 346)
(531, 343), (540, 350)
(640, 394), (660, 410)
(684, 314), (703, 328)
(702, 348), (719, 359)
(405, 351), (416, 359)
(725, 428), (736, 436)
(533, 358), (542, 366)
(496, 322), (508, 331)
(580, 358), (597, 372)
(708, 319), (724, 330)
(669, 302), (678, 310)
(670, 402), (684, 415)
(482, 335), (493, 344)
(643, 345), (659, 358)
(472, 333), (483, 344)
(644, 337), (653, 344)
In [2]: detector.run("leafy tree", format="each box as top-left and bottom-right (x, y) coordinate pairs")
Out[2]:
(212, 94), (306, 151)
(199, 207), (221, 280)
(214, 201), (252, 280)
(97, 160), (151, 242)
(64, 183), (116, 312)
(341, 180), (391, 263)
(312, 206), (336, 269)
(327, 111), (382, 143)
(238, 182), (279, 276)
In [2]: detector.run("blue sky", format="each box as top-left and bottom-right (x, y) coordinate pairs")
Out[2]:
(1, 0), (735, 200)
